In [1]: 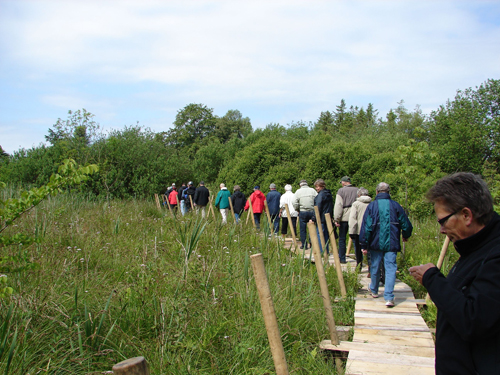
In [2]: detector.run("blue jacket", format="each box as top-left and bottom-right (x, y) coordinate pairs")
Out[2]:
(359, 192), (412, 252)
(311, 188), (333, 224)
(266, 190), (281, 215)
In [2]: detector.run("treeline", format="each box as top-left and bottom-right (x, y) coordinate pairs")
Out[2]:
(1, 79), (499, 217)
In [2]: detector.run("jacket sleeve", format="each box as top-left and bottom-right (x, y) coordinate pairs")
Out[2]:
(244, 194), (250, 211)
(349, 203), (358, 235)
(423, 257), (500, 341)
(334, 193), (344, 222)
(194, 189), (199, 204)
(214, 192), (220, 208)
(397, 204), (413, 239)
(292, 193), (299, 211)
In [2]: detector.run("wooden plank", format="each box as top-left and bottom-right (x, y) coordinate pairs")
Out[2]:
(346, 360), (435, 375)
(347, 350), (434, 367)
(320, 340), (435, 357)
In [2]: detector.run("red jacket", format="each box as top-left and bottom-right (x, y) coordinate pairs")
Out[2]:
(169, 190), (179, 205)
(244, 190), (266, 213)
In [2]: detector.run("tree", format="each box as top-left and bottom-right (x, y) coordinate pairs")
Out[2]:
(315, 111), (335, 132)
(214, 109), (252, 143)
(166, 103), (217, 149)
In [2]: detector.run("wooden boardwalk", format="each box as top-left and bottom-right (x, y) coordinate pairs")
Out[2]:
(282, 238), (436, 374)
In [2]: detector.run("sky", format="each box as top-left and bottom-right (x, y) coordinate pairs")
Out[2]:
(1, 0), (500, 154)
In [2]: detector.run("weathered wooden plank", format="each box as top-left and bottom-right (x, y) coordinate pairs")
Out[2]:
(346, 360), (435, 375)
(347, 349), (435, 367)
(320, 340), (435, 357)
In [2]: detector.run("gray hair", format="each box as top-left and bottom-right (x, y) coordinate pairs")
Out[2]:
(376, 182), (390, 193)
(427, 172), (493, 225)
(299, 179), (308, 187)
(220, 183), (226, 188)
(357, 187), (369, 197)
(284, 184), (292, 192)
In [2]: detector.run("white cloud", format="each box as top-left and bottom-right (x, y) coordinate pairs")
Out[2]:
(1, 0), (500, 152)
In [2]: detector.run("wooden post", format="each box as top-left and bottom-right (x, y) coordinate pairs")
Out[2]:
(250, 253), (289, 375)
(228, 194), (236, 223)
(247, 196), (256, 228)
(284, 204), (298, 252)
(346, 237), (352, 256)
(325, 213), (346, 297)
(314, 206), (329, 265)
(112, 356), (149, 375)
(264, 200), (274, 235)
(307, 222), (339, 345)
(154, 194), (161, 210)
(189, 195), (194, 213)
(426, 236), (450, 302)
(165, 194), (173, 217)
(208, 196), (216, 219)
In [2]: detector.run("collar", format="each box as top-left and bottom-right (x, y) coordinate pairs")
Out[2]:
(454, 212), (500, 257)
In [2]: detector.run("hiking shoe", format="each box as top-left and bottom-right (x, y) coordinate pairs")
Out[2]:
(370, 290), (379, 298)
(385, 300), (395, 308)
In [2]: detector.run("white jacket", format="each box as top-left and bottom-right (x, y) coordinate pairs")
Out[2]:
(280, 191), (298, 217)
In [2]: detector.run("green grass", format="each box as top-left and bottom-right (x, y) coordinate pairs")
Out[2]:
(0, 194), (361, 374)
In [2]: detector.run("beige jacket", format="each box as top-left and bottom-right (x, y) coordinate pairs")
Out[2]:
(348, 195), (372, 235)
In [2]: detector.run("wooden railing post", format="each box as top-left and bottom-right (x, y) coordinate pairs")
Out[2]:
(314, 206), (329, 265)
(112, 356), (149, 375)
(284, 204), (298, 252)
(325, 213), (346, 297)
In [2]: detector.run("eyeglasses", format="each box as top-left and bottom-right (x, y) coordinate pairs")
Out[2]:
(437, 211), (458, 226)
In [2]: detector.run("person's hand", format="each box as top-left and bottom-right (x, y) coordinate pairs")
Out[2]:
(308, 219), (314, 223)
(402, 237), (408, 242)
(409, 263), (435, 285)
(335, 222), (340, 227)
(362, 249), (368, 255)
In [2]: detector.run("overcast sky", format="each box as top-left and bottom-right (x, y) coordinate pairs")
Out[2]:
(1, 0), (499, 154)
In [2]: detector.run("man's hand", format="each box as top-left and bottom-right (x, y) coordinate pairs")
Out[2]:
(362, 249), (368, 255)
(335, 221), (340, 227)
(409, 263), (435, 285)
(402, 237), (409, 242)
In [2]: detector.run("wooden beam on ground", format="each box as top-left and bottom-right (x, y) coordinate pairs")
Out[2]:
(250, 253), (289, 375)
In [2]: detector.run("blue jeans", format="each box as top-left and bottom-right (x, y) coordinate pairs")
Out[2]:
(369, 250), (397, 301)
(180, 200), (187, 216)
(338, 221), (348, 262)
(316, 222), (330, 254)
(234, 213), (240, 224)
(299, 211), (314, 247)
(270, 214), (280, 234)
(254, 213), (262, 230)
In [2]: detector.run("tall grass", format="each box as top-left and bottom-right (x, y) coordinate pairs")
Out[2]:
(0, 193), (441, 373)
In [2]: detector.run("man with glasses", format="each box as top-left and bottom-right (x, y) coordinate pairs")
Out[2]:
(360, 182), (413, 307)
(410, 172), (500, 374)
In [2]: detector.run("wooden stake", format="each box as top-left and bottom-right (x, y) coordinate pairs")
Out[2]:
(165, 194), (173, 217)
(228, 194), (236, 223)
(248, 196), (256, 228)
(284, 204), (298, 252)
(314, 206), (329, 265)
(307, 222), (339, 345)
(426, 236), (450, 302)
(325, 213), (346, 297)
(154, 194), (161, 210)
(264, 200), (274, 234)
(189, 195), (194, 213)
(250, 253), (289, 375)
(346, 237), (352, 256)
(208, 196), (216, 219)
(112, 356), (149, 375)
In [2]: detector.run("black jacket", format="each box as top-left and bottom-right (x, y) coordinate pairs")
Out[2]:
(185, 186), (196, 208)
(194, 186), (210, 206)
(231, 191), (246, 215)
(311, 188), (333, 224)
(423, 212), (500, 374)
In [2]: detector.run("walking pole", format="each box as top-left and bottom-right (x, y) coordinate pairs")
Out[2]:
(284, 204), (298, 252)
(113, 356), (149, 374)
(251, 253), (289, 375)
(426, 236), (450, 302)
(314, 206), (329, 265)
(325, 213), (346, 297)
(154, 194), (161, 210)
(228, 195), (236, 223)
(264, 200), (274, 235)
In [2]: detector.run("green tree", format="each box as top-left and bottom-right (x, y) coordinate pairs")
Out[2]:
(166, 103), (217, 149)
(214, 109), (252, 143)
(315, 111), (335, 132)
